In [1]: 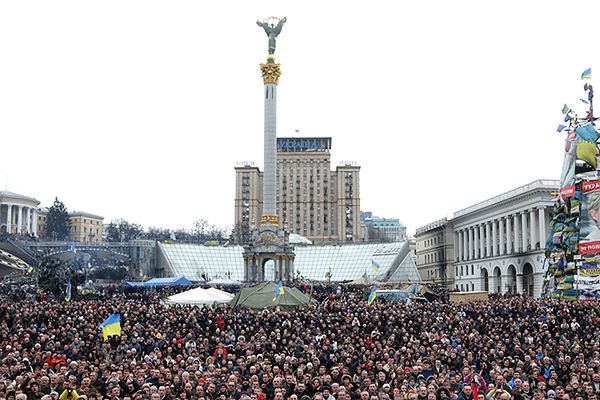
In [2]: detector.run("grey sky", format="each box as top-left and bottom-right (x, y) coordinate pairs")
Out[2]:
(1, 0), (598, 235)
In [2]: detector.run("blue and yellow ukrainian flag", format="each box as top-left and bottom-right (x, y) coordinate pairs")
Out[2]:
(581, 68), (592, 80)
(65, 278), (72, 302)
(371, 259), (380, 272)
(368, 286), (378, 305)
(562, 104), (571, 115)
(98, 313), (121, 341)
(273, 280), (285, 301)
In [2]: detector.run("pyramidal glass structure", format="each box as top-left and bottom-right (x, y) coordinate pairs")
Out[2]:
(156, 241), (420, 283)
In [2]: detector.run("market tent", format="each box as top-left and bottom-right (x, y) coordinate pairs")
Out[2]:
(123, 276), (192, 287)
(205, 287), (235, 301)
(163, 287), (229, 306)
(207, 278), (242, 286)
(229, 282), (318, 310)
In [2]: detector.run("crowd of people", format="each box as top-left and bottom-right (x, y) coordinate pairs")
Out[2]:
(1, 285), (600, 400)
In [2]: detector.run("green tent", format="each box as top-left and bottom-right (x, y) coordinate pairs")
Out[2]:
(229, 282), (318, 310)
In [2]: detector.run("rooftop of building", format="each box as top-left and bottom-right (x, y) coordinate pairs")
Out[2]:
(415, 218), (449, 236)
(0, 191), (40, 204)
(37, 208), (103, 219)
(453, 179), (560, 219)
(69, 211), (104, 220)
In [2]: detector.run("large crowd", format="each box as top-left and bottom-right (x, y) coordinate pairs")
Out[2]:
(1, 285), (600, 400)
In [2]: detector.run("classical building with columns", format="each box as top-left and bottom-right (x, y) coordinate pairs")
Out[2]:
(452, 180), (558, 297)
(0, 191), (40, 236)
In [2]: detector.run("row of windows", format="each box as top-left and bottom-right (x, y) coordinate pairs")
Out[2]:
(424, 250), (444, 264)
(456, 264), (475, 277)
(422, 235), (442, 248)
(456, 283), (476, 292)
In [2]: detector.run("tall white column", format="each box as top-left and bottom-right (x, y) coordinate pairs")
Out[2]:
(506, 216), (512, 254)
(6, 205), (12, 233)
(474, 225), (479, 259)
(462, 230), (468, 261)
(16, 206), (22, 235)
(25, 208), (31, 234)
(514, 214), (521, 252)
(455, 232), (460, 261)
(538, 207), (546, 249)
(467, 228), (472, 260)
(456, 231), (463, 261)
(32, 209), (38, 236)
(479, 224), (485, 258)
(485, 222), (491, 257)
(521, 212), (528, 251)
(499, 218), (505, 255)
(529, 209), (538, 250)
(492, 220), (498, 257)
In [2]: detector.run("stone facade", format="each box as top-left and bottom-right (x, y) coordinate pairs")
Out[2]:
(415, 218), (455, 285)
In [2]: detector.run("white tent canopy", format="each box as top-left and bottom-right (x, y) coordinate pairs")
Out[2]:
(205, 287), (235, 301)
(207, 278), (242, 286)
(163, 287), (232, 306)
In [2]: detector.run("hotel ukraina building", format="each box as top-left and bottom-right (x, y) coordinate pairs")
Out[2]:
(416, 180), (558, 297)
(234, 137), (361, 243)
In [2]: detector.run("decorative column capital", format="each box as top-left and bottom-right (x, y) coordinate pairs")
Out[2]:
(260, 63), (281, 84)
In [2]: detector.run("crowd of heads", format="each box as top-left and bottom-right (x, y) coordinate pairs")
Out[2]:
(1, 284), (600, 400)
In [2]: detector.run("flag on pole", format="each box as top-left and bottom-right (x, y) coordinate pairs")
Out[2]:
(562, 104), (571, 114)
(368, 286), (377, 305)
(371, 259), (380, 272)
(557, 124), (567, 132)
(581, 68), (592, 80)
(65, 278), (72, 302)
(98, 313), (121, 341)
(273, 280), (284, 301)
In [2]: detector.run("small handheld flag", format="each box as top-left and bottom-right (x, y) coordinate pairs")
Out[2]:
(557, 124), (567, 132)
(371, 259), (380, 272)
(562, 104), (571, 115)
(65, 278), (72, 302)
(273, 280), (284, 301)
(368, 286), (377, 305)
(98, 313), (121, 341)
(581, 68), (592, 80)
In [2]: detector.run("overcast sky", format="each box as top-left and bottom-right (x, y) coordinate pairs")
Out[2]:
(1, 1), (598, 235)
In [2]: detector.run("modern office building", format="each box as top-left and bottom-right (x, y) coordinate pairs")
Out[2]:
(452, 180), (558, 297)
(415, 218), (454, 285)
(360, 211), (407, 242)
(234, 137), (361, 243)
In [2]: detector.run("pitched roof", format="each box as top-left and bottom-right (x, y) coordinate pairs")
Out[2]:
(0, 191), (40, 204)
